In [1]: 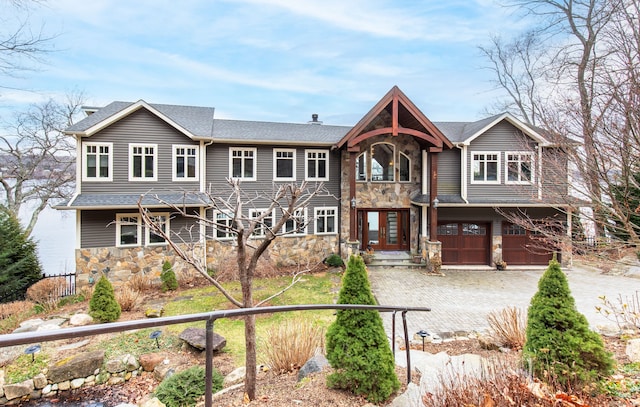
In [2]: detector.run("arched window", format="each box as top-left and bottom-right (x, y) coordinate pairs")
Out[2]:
(399, 152), (410, 182)
(356, 152), (367, 181)
(371, 143), (395, 182)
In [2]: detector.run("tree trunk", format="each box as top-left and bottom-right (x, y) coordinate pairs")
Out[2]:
(244, 313), (257, 400)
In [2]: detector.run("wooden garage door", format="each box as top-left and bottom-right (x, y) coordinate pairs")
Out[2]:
(502, 222), (555, 265)
(438, 222), (490, 265)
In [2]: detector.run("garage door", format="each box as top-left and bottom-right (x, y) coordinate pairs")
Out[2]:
(502, 222), (555, 265)
(438, 222), (490, 265)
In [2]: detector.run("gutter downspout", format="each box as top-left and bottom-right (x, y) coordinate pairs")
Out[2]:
(201, 139), (214, 272)
(456, 143), (469, 204)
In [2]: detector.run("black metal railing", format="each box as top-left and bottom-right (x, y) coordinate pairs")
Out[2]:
(0, 273), (76, 304)
(0, 304), (430, 407)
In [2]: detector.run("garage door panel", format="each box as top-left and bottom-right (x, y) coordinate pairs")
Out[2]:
(502, 222), (554, 265)
(438, 222), (489, 265)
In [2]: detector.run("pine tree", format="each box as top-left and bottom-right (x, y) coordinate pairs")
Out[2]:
(524, 259), (613, 387)
(89, 275), (121, 322)
(0, 207), (43, 302)
(161, 260), (178, 292)
(325, 255), (400, 403)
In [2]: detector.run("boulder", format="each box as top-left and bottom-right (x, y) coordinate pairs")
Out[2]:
(12, 318), (45, 333)
(47, 350), (105, 383)
(297, 354), (329, 382)
(69, 313), (94, 326)
(32, 373), (47, 389)
(3, 379), (34, 401)
(139, 353), (165, 372)
(626, 338), (640, 362)
(145, 307), (163, 318)
(178, 327), (226, 352)
(224, 367), (246, 387)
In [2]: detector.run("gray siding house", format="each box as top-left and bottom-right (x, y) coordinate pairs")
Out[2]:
(59, 86), (570, 287)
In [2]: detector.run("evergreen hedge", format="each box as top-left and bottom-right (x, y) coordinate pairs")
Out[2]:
(89, 275), (121, 322)
(523, 259), (613, 387)
(325, 254), (400, 403)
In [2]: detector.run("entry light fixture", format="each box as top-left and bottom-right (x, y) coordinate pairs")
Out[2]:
(432, 197), (439, 209)
(351, 197), (356, 209)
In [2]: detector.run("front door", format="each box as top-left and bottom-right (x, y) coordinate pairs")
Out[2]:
(359, 209), (409, 251)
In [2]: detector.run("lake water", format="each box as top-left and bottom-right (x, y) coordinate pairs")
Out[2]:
(21, 205), (76, 276)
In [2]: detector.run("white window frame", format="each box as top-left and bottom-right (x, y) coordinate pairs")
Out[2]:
(249, 208), (274, 238)
(172, 144), (199, 182)
(471, 151), (501, 184)
(145, 213), (170, 246)
(229, 147), (257, 181)
(283, 208), (308, 236)
(116, 214), (141, 247)
(305, 149), (329, 181)
(314, 206), (338, 235)
(399, 151), (411, 182)
(273, 148), (296, 181)
(83, 142), (113, 182)
(505, 151), (535, 184)
(129, 143), (158, 181)
(213, 210), (234, 240)
(356, 152), (367, 182)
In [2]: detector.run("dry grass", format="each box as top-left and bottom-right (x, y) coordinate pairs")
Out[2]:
(0, 300), (34, 320)
(487, 306), (527, 350)
(260, 318), (325, 374)
(128, 273), (157, 292)
(26, 277), (68, 311)
(116, 286), (140, 312)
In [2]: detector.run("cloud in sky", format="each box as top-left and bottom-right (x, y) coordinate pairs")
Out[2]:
(0, 0), (530, 124)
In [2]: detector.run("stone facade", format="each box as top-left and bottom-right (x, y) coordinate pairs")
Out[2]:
(75, 235), (339, 289)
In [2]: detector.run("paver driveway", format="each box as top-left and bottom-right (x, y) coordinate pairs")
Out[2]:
(369, 265), (640, 338)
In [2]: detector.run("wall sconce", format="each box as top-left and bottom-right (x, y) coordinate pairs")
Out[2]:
(432, 197), (439, 209)
(351, 197), (356, 209)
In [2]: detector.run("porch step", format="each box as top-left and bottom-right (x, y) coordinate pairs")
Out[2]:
(365, 251), (427, 269)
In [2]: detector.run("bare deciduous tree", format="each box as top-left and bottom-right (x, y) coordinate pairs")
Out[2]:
(138, 179), (333, 400)
(0, 92), (84, 236)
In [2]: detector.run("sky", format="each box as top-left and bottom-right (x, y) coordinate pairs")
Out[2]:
(0, 0), (531, 126)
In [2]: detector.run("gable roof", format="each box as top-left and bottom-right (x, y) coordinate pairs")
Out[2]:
(65, 100), (216, 139)
(212, 119), (350, 145)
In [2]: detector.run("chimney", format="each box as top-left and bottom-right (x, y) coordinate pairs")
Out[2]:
(308, 113), (322, 125)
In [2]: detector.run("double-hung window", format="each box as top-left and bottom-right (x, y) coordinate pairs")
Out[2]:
(250, 208), (274, 238)
(83, 142), (112, 181)
(315, 207), (337, 235)
(283, 208), (307, 236)
(356, 152), (367, 181)
(505, 152), (534, 184)
(129, 143), (157, 181)
(146, 213), (169, 246)
(214, 210), (234, 240)
(116, 214), (141, 247)
(173, 145), (199, 181)
(471, 152), (500, 183)
(305, 150), (329, 181)
(230, 148), (256, 181)
(273, 148), (296, 181)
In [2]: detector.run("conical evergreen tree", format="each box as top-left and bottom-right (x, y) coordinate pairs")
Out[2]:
(89, 275), (121, 322)
(524, 259), (613, 387)
(325, 255), (400, 403)
(0, 207), (43, 302)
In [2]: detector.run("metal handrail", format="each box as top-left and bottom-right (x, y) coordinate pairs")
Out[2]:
(0, 304), (431, 406)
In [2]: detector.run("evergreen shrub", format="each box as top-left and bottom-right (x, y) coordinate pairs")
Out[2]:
(523, 259), (614, 388)
(89, 275), (121, 322)
(325, 254), (400, 403)
(161, 260), (178, 292)
(155, 366), (223, 407)
(324, 253), (344, 268)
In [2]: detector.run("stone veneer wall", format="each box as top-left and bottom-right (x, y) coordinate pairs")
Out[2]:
(340, 134), (424, 254)
(75, 235), (339, 289)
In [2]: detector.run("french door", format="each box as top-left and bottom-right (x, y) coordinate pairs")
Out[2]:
(358, 209), (409, 251)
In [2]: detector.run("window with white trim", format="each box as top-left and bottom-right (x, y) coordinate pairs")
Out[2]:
(305, 150), (328, 181)
(83, 142), (112, 181)
(471, 152), (500, 183)
(505, 152), (534, 184)
(129, 143), (157, 181)
(371, 143), (395, 182)
(250, 208), (274, 238)
(214, 210), (234, 240)
(315, 207), (337, 235)
(273, 148), (296, 180)
(146, 213), (169, 245)
(116, 214), (141, 247)
(230, 148), (256, 180)
(283, 208), (307, 235)
(356, 152), (367, 181)
(399, 152), (411, 182)
(173, 145), (199, 181)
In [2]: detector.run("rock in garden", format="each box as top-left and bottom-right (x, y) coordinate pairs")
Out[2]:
(139, 353), (164, 372)
(47, 350), (105, 383)
(224, 367), (246, 387)
(32, 373), (47, 389)
(297, 354), (329, 382)
(12, 318), (45, 333)
(69, 313), (94, 326)
(3, 379), (34, 401)
(626, 338), (640, 362)
(178, 327), (226, 351)
(140, 397), (166, 407)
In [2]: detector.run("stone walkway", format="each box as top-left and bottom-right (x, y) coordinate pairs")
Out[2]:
(369, 264), (640, 339)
